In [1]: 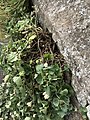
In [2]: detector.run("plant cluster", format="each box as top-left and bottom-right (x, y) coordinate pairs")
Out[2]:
(0, 14), (74, 120)
(0, 0), (87, 120)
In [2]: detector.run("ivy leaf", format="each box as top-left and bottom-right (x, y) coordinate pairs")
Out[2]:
(53, 98), (59, 107)
(13, 76), (22, 86)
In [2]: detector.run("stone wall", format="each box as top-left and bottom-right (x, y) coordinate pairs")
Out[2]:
(32, 0), (90, 119)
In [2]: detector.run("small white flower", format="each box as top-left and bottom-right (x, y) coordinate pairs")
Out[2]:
(46, 73), (48, 76)
(44, 94), (49, 99)
(16, 113), (19, 117)
(1, 83), (5, 87)
(44, 63), (48, 67)
(34, 74), (38, 79)
(33, 114), (36, 118)
(14, 111), (19, 117)
(43, 92), (46, 95)
(0, 118), (3, 120)
(11, 114), (14, 118)
(6, 82), (10, 87)
(14, 111), (17, 115)
(17, 102), (20, 106)
(43, 92), (49, 99)
(25, 117), (30, 120)
(27, 101), (32, 107)
(5, 116), (8, 119)
(5, 101), (11, 108)
(6, 89), (9, 94)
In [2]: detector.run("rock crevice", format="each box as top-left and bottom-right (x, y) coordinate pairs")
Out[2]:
(32, 0), (90, 119)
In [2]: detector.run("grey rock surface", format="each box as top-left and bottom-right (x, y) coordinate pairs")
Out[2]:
(64, 111), (84, 120)
(33, 0), (90, 119)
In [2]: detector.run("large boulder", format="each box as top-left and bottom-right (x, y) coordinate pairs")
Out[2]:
(32, 0), (90, 119)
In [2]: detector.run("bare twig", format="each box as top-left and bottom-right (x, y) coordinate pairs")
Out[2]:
(38, 38), (44, 62)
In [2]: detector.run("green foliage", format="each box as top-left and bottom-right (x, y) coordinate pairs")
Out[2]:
(0, 38), (73, 119)
(0, 0), (87, 120)
(0, 4), (74, 119)
(80, 107), (88, 120)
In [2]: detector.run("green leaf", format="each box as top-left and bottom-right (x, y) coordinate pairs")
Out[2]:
(27, 101), (32, 107)
(57, 111), (66, 118)
(61, 104), (68, 113)
(45, 116), (51, 120)
(19, 87), (25, 96)
(62, 84), (74, 96)
(13, 76), (22, 86)
(36, 64), (43, 73)
(36, 74), (43, 85)
(43, 53), (53, 60)
(60, 96), (69, 106)
(60, 89), (68, 95)
(19, 67), (25, 76)
(64, 64), (70, 72)
(19, 70), (25, 77)
(24, 117), (31, 120)
(29, 34), (37, 41)
(29, 59), (33, 64)
(80, 107), (87, 119)
(7, 52), (18, 62)
(53, 98), (59, 107)
(44, 86), (50, 96)
(4, 74), (10, 82)
(5, 101), (11, 108)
